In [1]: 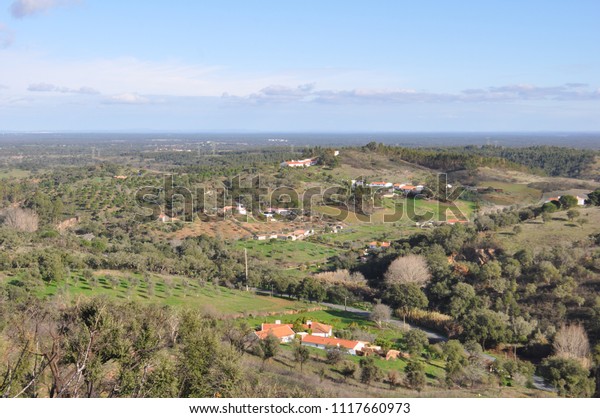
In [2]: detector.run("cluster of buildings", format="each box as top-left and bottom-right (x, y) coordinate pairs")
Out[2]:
(352, 180), (425, 195)
(253, 229), (315, 241)
(254, 320), (368, 355)
(222, 203), (248, 215)
(279, 151), (339, 168)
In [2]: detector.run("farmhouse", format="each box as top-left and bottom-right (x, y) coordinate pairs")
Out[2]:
(369, 181), (393, 188)
(301, 335), (367, 355)
(368, 241), (391, 250)
(261, 320), (332, 337)
(280, 157), (318, 168)
(398, 184), (425, 194)
(446, 219), (469, 225)
(157, 213), (179, 222)
(254, 324), (295, 343)
(266, 207), (292, 216)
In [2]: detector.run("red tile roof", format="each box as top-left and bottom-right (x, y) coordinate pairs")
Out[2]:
(261, 321), (332, 335)
(306, 322), (332, 335)
(262, 323), (292, 331)
(301, 335), (362, 350)
(255, 325), (295, 340)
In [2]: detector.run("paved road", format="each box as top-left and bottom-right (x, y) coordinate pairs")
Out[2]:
(321, 302), (447, 342)
(320, 302), (556, 392)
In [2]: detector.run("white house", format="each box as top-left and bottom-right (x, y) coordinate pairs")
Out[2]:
(280, 158), (318, 168)
(254, 323), (296, 343)
(301, 335), (367, 355)
(369, 181), (393, 188)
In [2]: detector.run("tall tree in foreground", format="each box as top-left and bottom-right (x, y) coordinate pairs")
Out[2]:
(257, 333), (280, 369)
(292, 341), (310, 372)
(405, 359), (426, 392)
(359, 357), (381, 386)
(176, 311), (241, 397)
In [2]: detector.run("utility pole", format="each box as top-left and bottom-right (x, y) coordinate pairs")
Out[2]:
(244, 247), (249, 292)
(344, 296), (347, 311)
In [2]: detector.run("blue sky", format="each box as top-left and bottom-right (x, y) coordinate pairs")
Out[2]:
(0, 0), (599, 131)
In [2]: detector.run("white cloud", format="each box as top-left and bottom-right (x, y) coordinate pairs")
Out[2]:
(0, 51), (240, 96)
(103, 92), (150, 105)
(0, 23), (14, 48)
(28, 82), (99, 94)
(10, 0), (76, 19)
(227, 83), (600, 105)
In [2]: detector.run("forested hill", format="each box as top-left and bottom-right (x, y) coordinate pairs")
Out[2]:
(358, 143), (598, 179)
(459, 145), (598, 178)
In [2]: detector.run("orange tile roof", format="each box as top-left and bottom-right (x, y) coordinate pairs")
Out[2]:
(306, 322), (332, 334)
(401, 185), (417, 190)
(302, 335), (361, 350)
(262, 323), (292, 331)
(255, 325), (295, 340)
(262, 321), (331, 334)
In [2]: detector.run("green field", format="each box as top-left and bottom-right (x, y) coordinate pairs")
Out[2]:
(238, 239), (340, 266)
(313, 198), (476, 248)
(316, 198), (476, 226)
(0, 168), (31, 179)
(496, 207), (600, 252)
(478, 181), (542, 206)
(28, 271), (311, 314)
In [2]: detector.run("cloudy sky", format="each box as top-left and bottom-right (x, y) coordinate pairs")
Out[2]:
(0, 0), (599, 131)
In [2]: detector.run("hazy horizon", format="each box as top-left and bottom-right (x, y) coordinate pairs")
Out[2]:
(1, 131), (599, 149)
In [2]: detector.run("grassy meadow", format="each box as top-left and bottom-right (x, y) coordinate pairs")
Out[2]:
(22, 270), (312, 315)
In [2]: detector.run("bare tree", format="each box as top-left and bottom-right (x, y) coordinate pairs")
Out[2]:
(553, 323), (591, 368)
(370, 303), (391, 328)
(384, 254), (431, 288)
(2, 207), (39, 232)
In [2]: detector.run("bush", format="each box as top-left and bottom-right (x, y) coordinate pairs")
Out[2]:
(325, 346), (345, 365)
(399, 309), (459, 336)
(540, 357), (595, 397)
